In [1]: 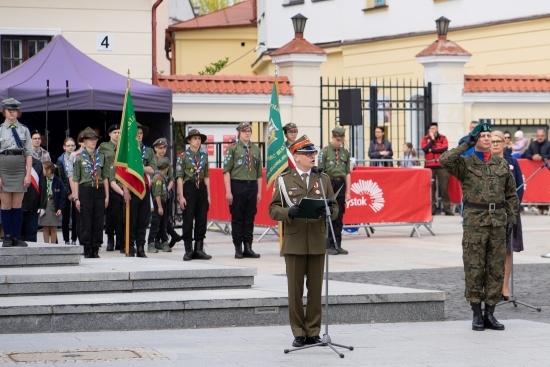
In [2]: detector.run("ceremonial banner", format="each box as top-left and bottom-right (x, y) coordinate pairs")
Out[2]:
(114, 89), (146, 199)
(266, 80), (288, 187)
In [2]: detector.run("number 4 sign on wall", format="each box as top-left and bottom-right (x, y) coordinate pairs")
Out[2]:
(96, 34), (114, 53)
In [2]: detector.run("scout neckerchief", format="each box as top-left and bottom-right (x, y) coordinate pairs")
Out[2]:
(142, 144), (148, 163)
(46, 176), (53, 198)
(9, 124), (24, 149)
(242, 140), (251, 171)
(82, 148), (100, 188)
(334, 145), (340, 164)
(186, 147), (204, 188)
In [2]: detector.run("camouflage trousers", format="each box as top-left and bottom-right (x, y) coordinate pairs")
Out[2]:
(462, 225), (506, 306)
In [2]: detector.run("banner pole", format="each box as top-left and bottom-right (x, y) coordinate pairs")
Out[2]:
(125, 200), (130, 256)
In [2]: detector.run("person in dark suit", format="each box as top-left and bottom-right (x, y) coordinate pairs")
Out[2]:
(269, 135), (339, 348)
(39, 161), (66, 244)
(21, 157), (47, 242)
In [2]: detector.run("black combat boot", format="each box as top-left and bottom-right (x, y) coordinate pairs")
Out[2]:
(127, 244), (136, 257)
(470, 302), (485, 331)
(2, 235), (13, 247)
(484, 304), (505, 330)
(83, 247), (92, 258)
(91, 247), (100, 258)
(169, 234), (182, 248)
(193, 240), (212, 260)
(106, 235), (114, 251)
(136, 244), (148, 258)
(234, 242), (243, 259)
(183, 241), (194, 261)
(243, 242), (260, 258)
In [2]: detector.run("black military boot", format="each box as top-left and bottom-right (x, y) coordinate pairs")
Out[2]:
(106, 235), (114, 251)
(183, 241), (194, 261)
(128, 245), (136, 257)
(91, 247), (100, 258)
(193, 240), (212, 260)
(484, 304), (505, 330)
(136, 244), (148, 258)
(83, 247), (92, 259)
(470, 302), (485, 331)
(169, 234), (182, 248)
(2, 235), (13, 247)
(234, 242), (243, 259)
(243, 242), (260, 258)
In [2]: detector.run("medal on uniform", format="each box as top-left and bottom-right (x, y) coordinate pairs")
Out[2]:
(288, 191), (293, 195)
(315, 190), (320, 195)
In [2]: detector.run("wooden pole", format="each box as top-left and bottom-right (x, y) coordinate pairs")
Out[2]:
(125, 200), (130, 256)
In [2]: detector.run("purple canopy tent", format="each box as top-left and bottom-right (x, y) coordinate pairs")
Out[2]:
(0, 35), (172, 113)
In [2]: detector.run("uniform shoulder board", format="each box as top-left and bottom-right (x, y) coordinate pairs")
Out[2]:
(321, 172), (330, 178)
(280, 171), (291, 177)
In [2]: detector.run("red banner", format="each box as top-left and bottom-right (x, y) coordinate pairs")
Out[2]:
(343, 168), (432, 224)
(448, 159), (550, 204)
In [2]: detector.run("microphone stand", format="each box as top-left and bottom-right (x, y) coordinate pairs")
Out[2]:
(284, 167), (354, 358)
(496, 159), (547, 312)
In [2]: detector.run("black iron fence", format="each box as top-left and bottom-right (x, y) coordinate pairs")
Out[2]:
(320, 77), (432, 162)
(170, 141), (266, 168)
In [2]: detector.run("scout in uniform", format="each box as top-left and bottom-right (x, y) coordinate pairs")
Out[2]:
(176, 129), (212, 261)
(147, 157), (171, 253)
(72, 127), (110, 258)
(283, 122), (298, 173)
(223, 122), (262, 259)
(318, 126), (351, 255)
(150, 137), (182, 249)
(122, 122), (154, 258)
(99, 124), (123, 251)
(269, 135), (339, 347)
(0, 98), (33, 248)
(440, 122), (518, 331)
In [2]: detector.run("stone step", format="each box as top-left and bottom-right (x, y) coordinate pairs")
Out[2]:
(0, 243), (81, 267)
(0, 258), (256, 296)
(0, 275), (446, 333)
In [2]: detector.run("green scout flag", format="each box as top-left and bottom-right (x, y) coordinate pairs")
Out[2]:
(114, 89), (146, 199)
(266, 80), (288, 188)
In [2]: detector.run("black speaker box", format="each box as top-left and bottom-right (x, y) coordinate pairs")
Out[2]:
(338, 89), (362, 126)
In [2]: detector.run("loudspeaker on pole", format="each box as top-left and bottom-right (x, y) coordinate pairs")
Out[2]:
(338, 89), (362, 126)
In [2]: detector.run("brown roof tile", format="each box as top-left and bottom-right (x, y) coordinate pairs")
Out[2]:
(157, 74), (293, 95)
(416, 38), (471, 57)
(272, 35), (327, 56)
(464, 75), (550, 93)
(168, 0), (255, 31)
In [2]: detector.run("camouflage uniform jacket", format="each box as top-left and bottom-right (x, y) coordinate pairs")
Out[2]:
(440, 142), (518, 227)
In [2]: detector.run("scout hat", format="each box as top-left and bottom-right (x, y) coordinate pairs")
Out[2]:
(184, 129), (207, 143)
(2, 98), (21, 110)
(153, 137), (169, 147)
(157, 157), (171, 170)
(136, 122), (149, 137)
(78, 127), (102, 143)
(472, 121), (491, 135)
(332, 126), (346, 137)
(283, 122), (297, 133)
(289, 135), (318, 154)
(107, 124), (120, 133)
(236, 122), (251, 131)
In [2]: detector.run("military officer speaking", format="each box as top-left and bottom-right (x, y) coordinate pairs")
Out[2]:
(269, 135), (339, 347)
(223, 121), (262, 259)
(318, 127), (351, 255)
(440, 122), (518, 331)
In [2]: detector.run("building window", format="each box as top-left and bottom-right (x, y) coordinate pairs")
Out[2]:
(363, 0), (389, 12)
(374, 0), (386, 5)
(1, 36), (50, 73)
(283, 0), (304, 6)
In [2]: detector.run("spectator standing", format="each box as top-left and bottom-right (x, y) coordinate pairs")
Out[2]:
(503, 130), (513, 154)
(318, 127), (351, 255)
(421, 122), (452, 216)
(30, 130), (51, 162)
(490, 130), (524, 300)
(398, 143), (419, 168)
(57, 137), (77, 245)
(223, 122), (262, 259)
(368, 126), (393, 166)
(512, 130), (529, 159)
(458, 121), (479, 157)
(522, 129), (550, 215)
(39, 162), (65, 244)
(21, 157), (47, 242)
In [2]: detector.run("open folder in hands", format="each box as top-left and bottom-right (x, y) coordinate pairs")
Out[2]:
(294, 185), (342, 219)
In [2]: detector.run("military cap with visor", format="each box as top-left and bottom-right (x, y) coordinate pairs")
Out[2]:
(78, 127), (102, 143)
(156, 157), (171, 170)
(184, 129), (207, 143)
(289, 135), (318, 155)
(236, 121), (252, 131)
(2, 98), (21, 110)
(107, 124), (120, 133)
(153, 137), (169, 147)
(283, 122), (297, 133)
(332, 127), (346, 137)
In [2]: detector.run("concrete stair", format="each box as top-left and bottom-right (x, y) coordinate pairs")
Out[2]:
(0, 243), (80, 267)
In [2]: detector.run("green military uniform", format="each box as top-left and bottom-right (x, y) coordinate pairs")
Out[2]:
(440, 142), (518, 307)
(147, 159), (170, 251)
(269, 163), (338, 339)
(99, 140), (116, 166)
(99, 139), (120, 251)
(318, 130), (351, 254)
(151, 173), (168, 201)
(223, 124), (263, 257)
(151, 154), (174, 183)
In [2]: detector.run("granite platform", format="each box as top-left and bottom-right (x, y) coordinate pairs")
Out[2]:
(0, 243), (81, 267)
(0, 275), (446, 333)
(0, 258), (257, 296)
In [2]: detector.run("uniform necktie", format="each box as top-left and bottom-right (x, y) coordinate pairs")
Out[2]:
(9, 125), (23, 149)
(244, 145), (250, 171)
(335, 148), (339, 164)
(301, 173), (308, 187)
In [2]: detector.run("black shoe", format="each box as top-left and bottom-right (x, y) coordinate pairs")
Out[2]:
(91, 247), (100, 258)
(243, 242), (260, 258)
(444, 211), (454, 216)
(234, 243), (243, 259)
(292, 336), (306, 347)
(484, 304), (505, 330)
(183, 242), (194, 261)
(106, 242), (114, 251)
(13, 237), (28, 247)
(328, 247), (338, 255)
(337, 246), (348, 255)
(470, 302), (485, 331)
(154, 241), (163, 250)
(502, 294), (510, 301)
(193, 240), (212, 260)
(169, 234), (182, 248)
(2, 236), (13, 247)
(305, 336), (323, 345)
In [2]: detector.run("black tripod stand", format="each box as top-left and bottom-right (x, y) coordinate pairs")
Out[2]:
(496, 159), (547, 312)
(284, 167), (354, 358)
